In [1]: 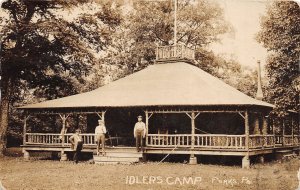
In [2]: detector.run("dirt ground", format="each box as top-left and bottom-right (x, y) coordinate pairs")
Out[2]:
(0, 149), (299, 190)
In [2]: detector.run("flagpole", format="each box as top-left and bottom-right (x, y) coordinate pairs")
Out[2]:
(174, 0), (177, 46)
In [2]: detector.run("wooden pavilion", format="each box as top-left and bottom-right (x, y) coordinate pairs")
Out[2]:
(19, 44), (299, 168)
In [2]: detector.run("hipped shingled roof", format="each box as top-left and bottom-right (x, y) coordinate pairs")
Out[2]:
(20, 62), (273, 109)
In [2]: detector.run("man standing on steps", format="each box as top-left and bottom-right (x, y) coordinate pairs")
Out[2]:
(134, 115), (146, 152)
(69, 129), (83, 164)
(95, 120), (107, 156)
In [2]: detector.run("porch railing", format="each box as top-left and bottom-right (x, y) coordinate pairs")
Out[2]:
(275, 135), (299, 146)
(156, 44), (195, 61)
(24, 133), (300, 150)
(147, 134), (192, 147)
(25, 133), (97, 146)
(275, 135), (283, 145)
(293, 135), (299, 145)
(194, 134), (245, 149)
(147, 134), (246, 149)
(249, 135), (275, 149)
(147, 134), (281, 149)
(283, 135), (293, 146)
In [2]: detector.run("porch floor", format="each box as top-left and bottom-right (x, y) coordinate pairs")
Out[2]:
(21, 144), (299, 157)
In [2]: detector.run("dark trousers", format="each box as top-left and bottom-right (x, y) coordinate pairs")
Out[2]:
(73, 141), (83, 163)
(136, 132), (144, 151)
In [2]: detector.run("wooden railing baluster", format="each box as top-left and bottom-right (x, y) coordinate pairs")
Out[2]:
(25, 133), (287, 150)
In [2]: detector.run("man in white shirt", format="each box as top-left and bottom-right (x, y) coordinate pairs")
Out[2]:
(134, 115), (146, 152)
(95, 120), (107, 156)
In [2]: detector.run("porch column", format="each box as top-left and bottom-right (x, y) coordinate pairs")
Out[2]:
(144, 111), (153, 147)
(189, 111), (198, 165)
(272, 118), (276, 147)
(59, 114), (69, 161)
(243, 111), (250, 169)
(298, 118), (300, 150)
(59, 114), (68, 146)
(23, 115), (30, 145)
(262, 115), (268, 135)
(22, 114), (30, 161)
(261, 115), (268, 150)
(145, 111), (149, 135)
(298, 117), (300, 146)
(291, 117), (294, 145)
(23, 149), (30, 161)
(96, 111), (106, 122)
(145, 110), (153, 146)
(245, 111), (250, 150)
(191, 112), (195, 149)
(253, 114), (261, 135)
(102, 111), (106, 123)
(282, 119), (285, 146)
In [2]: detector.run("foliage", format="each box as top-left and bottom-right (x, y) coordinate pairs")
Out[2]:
(0, 0), (264, 150)
(0, 0), (122, 153)
(124, 0), (230, 69)
(0, 0), (121, 99)
(257, 1), (300, 117)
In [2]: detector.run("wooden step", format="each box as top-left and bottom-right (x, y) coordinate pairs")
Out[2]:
(102, 152), (142, 158)
(93, 151), (143, 164)
(94, 156), (140, 162)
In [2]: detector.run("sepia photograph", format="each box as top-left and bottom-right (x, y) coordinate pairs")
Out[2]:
(0, 0), (299, 189)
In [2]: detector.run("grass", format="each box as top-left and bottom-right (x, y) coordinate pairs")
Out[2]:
(0, 148), (299, 190)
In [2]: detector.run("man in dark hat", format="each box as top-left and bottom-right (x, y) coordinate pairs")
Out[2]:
(69, 129), (83, 163)
(134, 115), (146, 152)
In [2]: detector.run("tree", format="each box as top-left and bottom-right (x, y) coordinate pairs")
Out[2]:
(124, 0), (230, 71)
(93, 0), (256, 97)
(0, 0), (121, 155)
(256, 1), (300, 117)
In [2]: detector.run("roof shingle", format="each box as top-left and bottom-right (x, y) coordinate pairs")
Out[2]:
(20, 62), (274, 109)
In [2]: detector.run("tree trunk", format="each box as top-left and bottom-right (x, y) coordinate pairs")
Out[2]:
(0, 77), (12, 156)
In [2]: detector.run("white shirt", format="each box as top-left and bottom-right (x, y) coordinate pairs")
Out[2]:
(95, 125), (107, 134)
(134, 121), (146, 137)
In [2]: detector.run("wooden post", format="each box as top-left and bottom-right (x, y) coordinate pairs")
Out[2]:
(191, 112), (195, 149)
(242, 155), (250, 169)
(23, 149), (30, 160)
(23, 115), (30, 145)
(258, 155), (265, 164)
(102, 111), (106, 123)
(243, 111), (250, 169)
(59, 114), (69, 161)
(272, 118), (276, 147)
(298, 116), (300, 146)
(262, 115), (268, 135)
(291, 117), (294, 145)
(188, 111), (197, 165)
(23, 116), (26, 145)
(101, 111), (106, 126)
(174, 0), (177, 47)
(96, 111), (106, 121)
(253, 114), (260, 135)
(298, 116), (300, 145)
(145, 111), (149, 144)
(282, 119), (285, 146)
(245, 111), (250, 150)
(60, 114), (67, 147)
